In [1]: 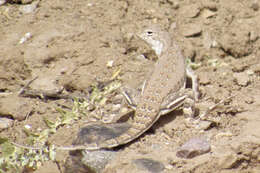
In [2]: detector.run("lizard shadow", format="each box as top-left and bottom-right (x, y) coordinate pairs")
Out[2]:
(150, 109), (183, 133)
(71, 109), (186, 152)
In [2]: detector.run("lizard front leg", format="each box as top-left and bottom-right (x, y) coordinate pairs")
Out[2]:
(186, 66), (199, 101)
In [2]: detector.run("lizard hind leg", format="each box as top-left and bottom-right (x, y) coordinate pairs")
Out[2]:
(159, 88), (196, 117)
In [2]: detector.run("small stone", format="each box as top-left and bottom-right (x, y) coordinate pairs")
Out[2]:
(19, 32), (32, 44)
(181, 4), (200, 18)
(218, 153), (238, 169)
(0, 0), (6, 6)
(233, 72), (250, 86)
(201, 9), (216, 18)
(133, 158), (165, 173)
(251, 2), (259, 11)
(176, 137), (211, 159)
(106, 60), (114, 68)
(199, 73), (211, 85)
(81, 150), (116, 172)
(197, 120), (212, 130)
(21, 0), (33, 4)
(19, 1), (38, 14)
(65, 149), (116, 173)
(0, 117), (13, 129)
(182, 24), (202, 37)
(24, 124), (31, 129)
(64, 123), (132, 172)
(215, 132), (233, 140)
(73, 122), (131, 146)
(249, 31), (258, 42)
(136, 54), (148, 61)
(0, 95), (33, 121)
(244, 95), (254, 104)
(202, 2), (217, 11)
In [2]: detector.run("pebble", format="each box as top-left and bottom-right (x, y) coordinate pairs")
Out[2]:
(106, 60), (114, 68)
(181, 4), (200, 18)
(0, 0), (6, 6)
(19, 32), (32, 44)
(19, 1), (38, 14)
(218, 153), (238, 169)
(81, 150), (116, 173)
(22, 0), (33, 4)
(0, 95), (33, 121)
(199, 73), (211, 85)
(196, 120), (212, 130)
(74, 122), (131, 145)
(251, 1), (259, 11)
(176, 137), (211, 159)
(182, 24), (202, 37)
(201, 9), (216, 18)
(133, 158), (165, 173)
(65, 123), (131, 172)
(233, 72), (250, 86)
(0, 117), (13, 129)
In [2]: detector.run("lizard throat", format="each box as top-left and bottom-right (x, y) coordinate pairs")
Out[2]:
(150, 39), (163, 56)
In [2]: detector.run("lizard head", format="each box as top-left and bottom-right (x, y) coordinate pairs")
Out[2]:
(138, 25), (171, 56)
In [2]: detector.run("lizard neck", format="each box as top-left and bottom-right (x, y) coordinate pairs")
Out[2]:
(155, 34), (172, 57)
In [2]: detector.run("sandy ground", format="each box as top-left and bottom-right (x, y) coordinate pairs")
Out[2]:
(0, 0), (260, 172)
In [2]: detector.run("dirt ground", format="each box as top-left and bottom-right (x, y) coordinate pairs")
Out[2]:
(0, 0), (260, 172)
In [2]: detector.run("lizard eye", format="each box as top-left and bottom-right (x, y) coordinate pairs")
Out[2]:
(146, 31), (153, 36)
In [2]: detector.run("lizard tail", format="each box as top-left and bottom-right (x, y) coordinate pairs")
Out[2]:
(56, 108), (159, 151)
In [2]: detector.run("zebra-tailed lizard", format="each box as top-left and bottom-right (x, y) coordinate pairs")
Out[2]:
(54, 25), (199, 150)
(12, 25), (200, 151)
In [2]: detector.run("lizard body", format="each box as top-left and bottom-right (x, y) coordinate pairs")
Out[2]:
(58, 25), (193, 150)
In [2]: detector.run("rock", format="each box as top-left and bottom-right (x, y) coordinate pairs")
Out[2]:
(19, 0), (39, 14)
(176, 137), (211, 159)
(218, 24), (253, 58)
(201, 9), (216, 19)
(0, 117), (13, 129)
(233, 72), (250, 86)
(251, 2), (259, 11)
(80, 150), (116, 173)
(19, 32), (32, 44)
(202, 2), (218, 11)
(182, 24), (202, 37)
(0, 0), (6, 6)
(73, 122), (131, 145)
(133, 158), (165, 173)
(199, 72), (211, 85)
(249, 31), (258, 42)
(64, 122), (131, 173)
(21, 0), (33, 4)
(218, 152), (239, 169)
(180, 4), (201, 18)
(0, 95), (33, 121)
(10, 0), (33, 4)
(197, 120), (212, 130)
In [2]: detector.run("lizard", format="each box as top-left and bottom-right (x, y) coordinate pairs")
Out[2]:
(53, 25), (199, 151)
(11, 25), (199, 151)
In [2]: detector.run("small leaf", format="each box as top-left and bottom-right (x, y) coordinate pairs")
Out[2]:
(110, 68), (121, 80)
(23, 128), (40, 138)
(0, 137), (8, 144)
(43, 118), (56, 129)
(49, 146), (56, 161)
(1, 142), (15, 157)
